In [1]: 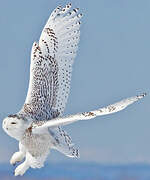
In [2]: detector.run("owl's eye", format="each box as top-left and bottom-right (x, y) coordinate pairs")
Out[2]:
(11, 122), (16, 125)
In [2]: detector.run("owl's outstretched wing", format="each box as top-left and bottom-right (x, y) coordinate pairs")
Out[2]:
(32, 93), (146, 133)
(19, 4), (82, 120)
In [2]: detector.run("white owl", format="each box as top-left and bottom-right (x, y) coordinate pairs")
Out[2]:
(2, 3), (146, 176)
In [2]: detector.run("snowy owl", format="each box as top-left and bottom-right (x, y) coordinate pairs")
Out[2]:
(2, 3), (146, 176)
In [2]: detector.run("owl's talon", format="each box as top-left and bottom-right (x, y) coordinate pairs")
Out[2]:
(10, 151), (25, 165)
(14, 162), (29, 176)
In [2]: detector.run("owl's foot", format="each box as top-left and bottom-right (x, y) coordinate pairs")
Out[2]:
(14, 161), (29, 176)
(10, 151), (25, 165)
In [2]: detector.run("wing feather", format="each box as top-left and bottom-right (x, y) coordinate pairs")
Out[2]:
(32, 93), (146, 133)
(19, 4), (82, 120)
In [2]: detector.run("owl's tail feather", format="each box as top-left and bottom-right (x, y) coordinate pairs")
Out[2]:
(48, 127), (80, 158)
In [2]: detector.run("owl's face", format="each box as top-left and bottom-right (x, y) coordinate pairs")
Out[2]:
(2, 115), (29, 140)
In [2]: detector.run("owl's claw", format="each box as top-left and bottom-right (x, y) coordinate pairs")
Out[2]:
(14, 162), (29, 176)
(10, 151), (25, 165)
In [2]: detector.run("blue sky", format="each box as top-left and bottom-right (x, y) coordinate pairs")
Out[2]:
(0, 0), (149, 164)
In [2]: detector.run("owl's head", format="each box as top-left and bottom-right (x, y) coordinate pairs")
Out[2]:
(2, 114), (29, 140)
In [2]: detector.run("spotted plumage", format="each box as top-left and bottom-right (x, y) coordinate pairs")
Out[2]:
(2, 3), (146, 176)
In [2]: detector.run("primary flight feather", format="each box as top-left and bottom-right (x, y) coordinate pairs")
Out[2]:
(2, 3), (146, 176)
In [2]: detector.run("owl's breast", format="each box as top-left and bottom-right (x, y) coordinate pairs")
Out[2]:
(21, 130), (52, 157)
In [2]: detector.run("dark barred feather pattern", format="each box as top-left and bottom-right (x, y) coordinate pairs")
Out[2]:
(19, 3), (82, 121)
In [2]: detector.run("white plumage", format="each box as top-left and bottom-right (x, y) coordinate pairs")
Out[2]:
(2, 3), (146, 176)
(22, 4), (81, 120)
